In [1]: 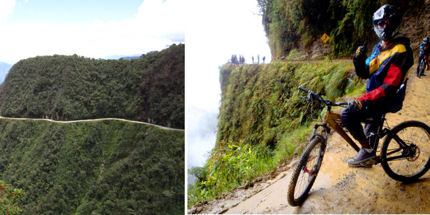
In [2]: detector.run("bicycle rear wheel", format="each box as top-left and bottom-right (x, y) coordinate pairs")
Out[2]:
(380, 121), (430, 182)
(288, 135), (326, 206)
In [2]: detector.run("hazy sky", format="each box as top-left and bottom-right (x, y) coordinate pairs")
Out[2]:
(186, 0), (271, 168)
(0, 0), (184, 64)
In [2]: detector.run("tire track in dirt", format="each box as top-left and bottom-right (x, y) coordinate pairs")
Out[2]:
(191, 66), (430, 214)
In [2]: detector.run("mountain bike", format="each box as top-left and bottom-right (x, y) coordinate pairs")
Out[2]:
(417, 57), (428, 78)
(287, 86), (430, 206)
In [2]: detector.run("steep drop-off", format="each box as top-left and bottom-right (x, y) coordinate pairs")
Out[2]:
(217, 60), (360, 148)
(189, 60), (365, 205)
(0, 44), (184, 129)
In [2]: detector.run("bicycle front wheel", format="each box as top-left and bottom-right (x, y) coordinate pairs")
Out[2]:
(288, 135), (326, 206)
(380, 121), (430, 182)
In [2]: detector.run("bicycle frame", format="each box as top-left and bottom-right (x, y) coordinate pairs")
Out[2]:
(323, 111), (360, 152)
(299, 86), (414, 163)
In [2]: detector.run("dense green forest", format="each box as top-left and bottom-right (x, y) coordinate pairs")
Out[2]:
(0, 44), (185, 214)
(257, 0), (426, 59)
(0, 119), (184, 214)
(0, 44), (184, 129)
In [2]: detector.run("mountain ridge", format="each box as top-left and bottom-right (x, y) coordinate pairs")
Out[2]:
(0, 44), (184, 129)
(0, 45), (185, 214)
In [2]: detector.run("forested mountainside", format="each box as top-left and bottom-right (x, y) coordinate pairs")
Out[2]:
(0, 44), (184, 129)
(257, 0), (429, 59)
(0, 119), (184, 214)
(0, 44), (185, 214)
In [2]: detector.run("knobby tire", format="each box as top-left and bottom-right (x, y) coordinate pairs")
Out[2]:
(288, 135), (326, 206)
(380, 120), (430, 182)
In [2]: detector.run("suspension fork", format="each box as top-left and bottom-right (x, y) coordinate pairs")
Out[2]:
(311, 123), (330, 141)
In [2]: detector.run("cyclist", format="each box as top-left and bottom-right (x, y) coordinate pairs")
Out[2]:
(417, 37), (430, 75)
(341, 4), (414, 167)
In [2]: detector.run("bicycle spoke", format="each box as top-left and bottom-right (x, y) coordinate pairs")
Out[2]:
(382, 122), (430, 181)
(289, 137), (325, 205)
(295, 154), (317, 198)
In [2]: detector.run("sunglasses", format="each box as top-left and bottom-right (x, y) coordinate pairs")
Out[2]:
(374, 20), (390, 26)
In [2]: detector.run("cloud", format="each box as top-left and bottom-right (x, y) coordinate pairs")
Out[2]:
(186, 105), (218, 167)
(186, 0), (271, 169)
(0, 0), (184, 64)
(0, 0), (15, 23)
(135, 0), (184, 40)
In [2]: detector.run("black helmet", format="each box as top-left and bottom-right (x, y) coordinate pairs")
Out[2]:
(373, 4), (401, 41)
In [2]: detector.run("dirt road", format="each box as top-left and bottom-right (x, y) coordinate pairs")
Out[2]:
(0, 116), (184, 131)
(191, 68), (430, 214)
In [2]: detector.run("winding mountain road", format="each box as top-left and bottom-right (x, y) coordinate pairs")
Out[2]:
(0, 116), (184, 131)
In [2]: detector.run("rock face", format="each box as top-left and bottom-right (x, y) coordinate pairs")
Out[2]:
(401, 2), (430, 50)
(285, 2), (430, 60)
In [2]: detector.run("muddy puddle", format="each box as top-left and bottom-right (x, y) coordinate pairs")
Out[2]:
(190, 69), (430, 214)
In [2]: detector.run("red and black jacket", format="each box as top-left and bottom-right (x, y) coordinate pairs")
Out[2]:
(353, 36), (413, 111)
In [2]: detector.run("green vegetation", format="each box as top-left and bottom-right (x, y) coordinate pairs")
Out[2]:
(189, 60), (365, 206)
(0, 44), (184, 129)
(257, 0), (425, 59)
(0, 119), (184, 215)
(0, 181), (25, 215)
(0, 44), (185, 214)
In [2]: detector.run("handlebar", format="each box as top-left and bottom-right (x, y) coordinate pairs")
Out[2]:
(298, 86), (348, 107)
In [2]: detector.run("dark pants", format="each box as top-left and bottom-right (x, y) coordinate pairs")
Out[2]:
(418, 54), (424, 73)
(341, 102), (386, 144)
(418, 53), (429, 72)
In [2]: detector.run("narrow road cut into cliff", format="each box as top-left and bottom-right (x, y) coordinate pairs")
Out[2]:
(191, 66), (430, 214)
(0, 116), (184, 131)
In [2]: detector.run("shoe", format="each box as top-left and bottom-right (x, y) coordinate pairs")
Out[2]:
(347, 148), (376, 168)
